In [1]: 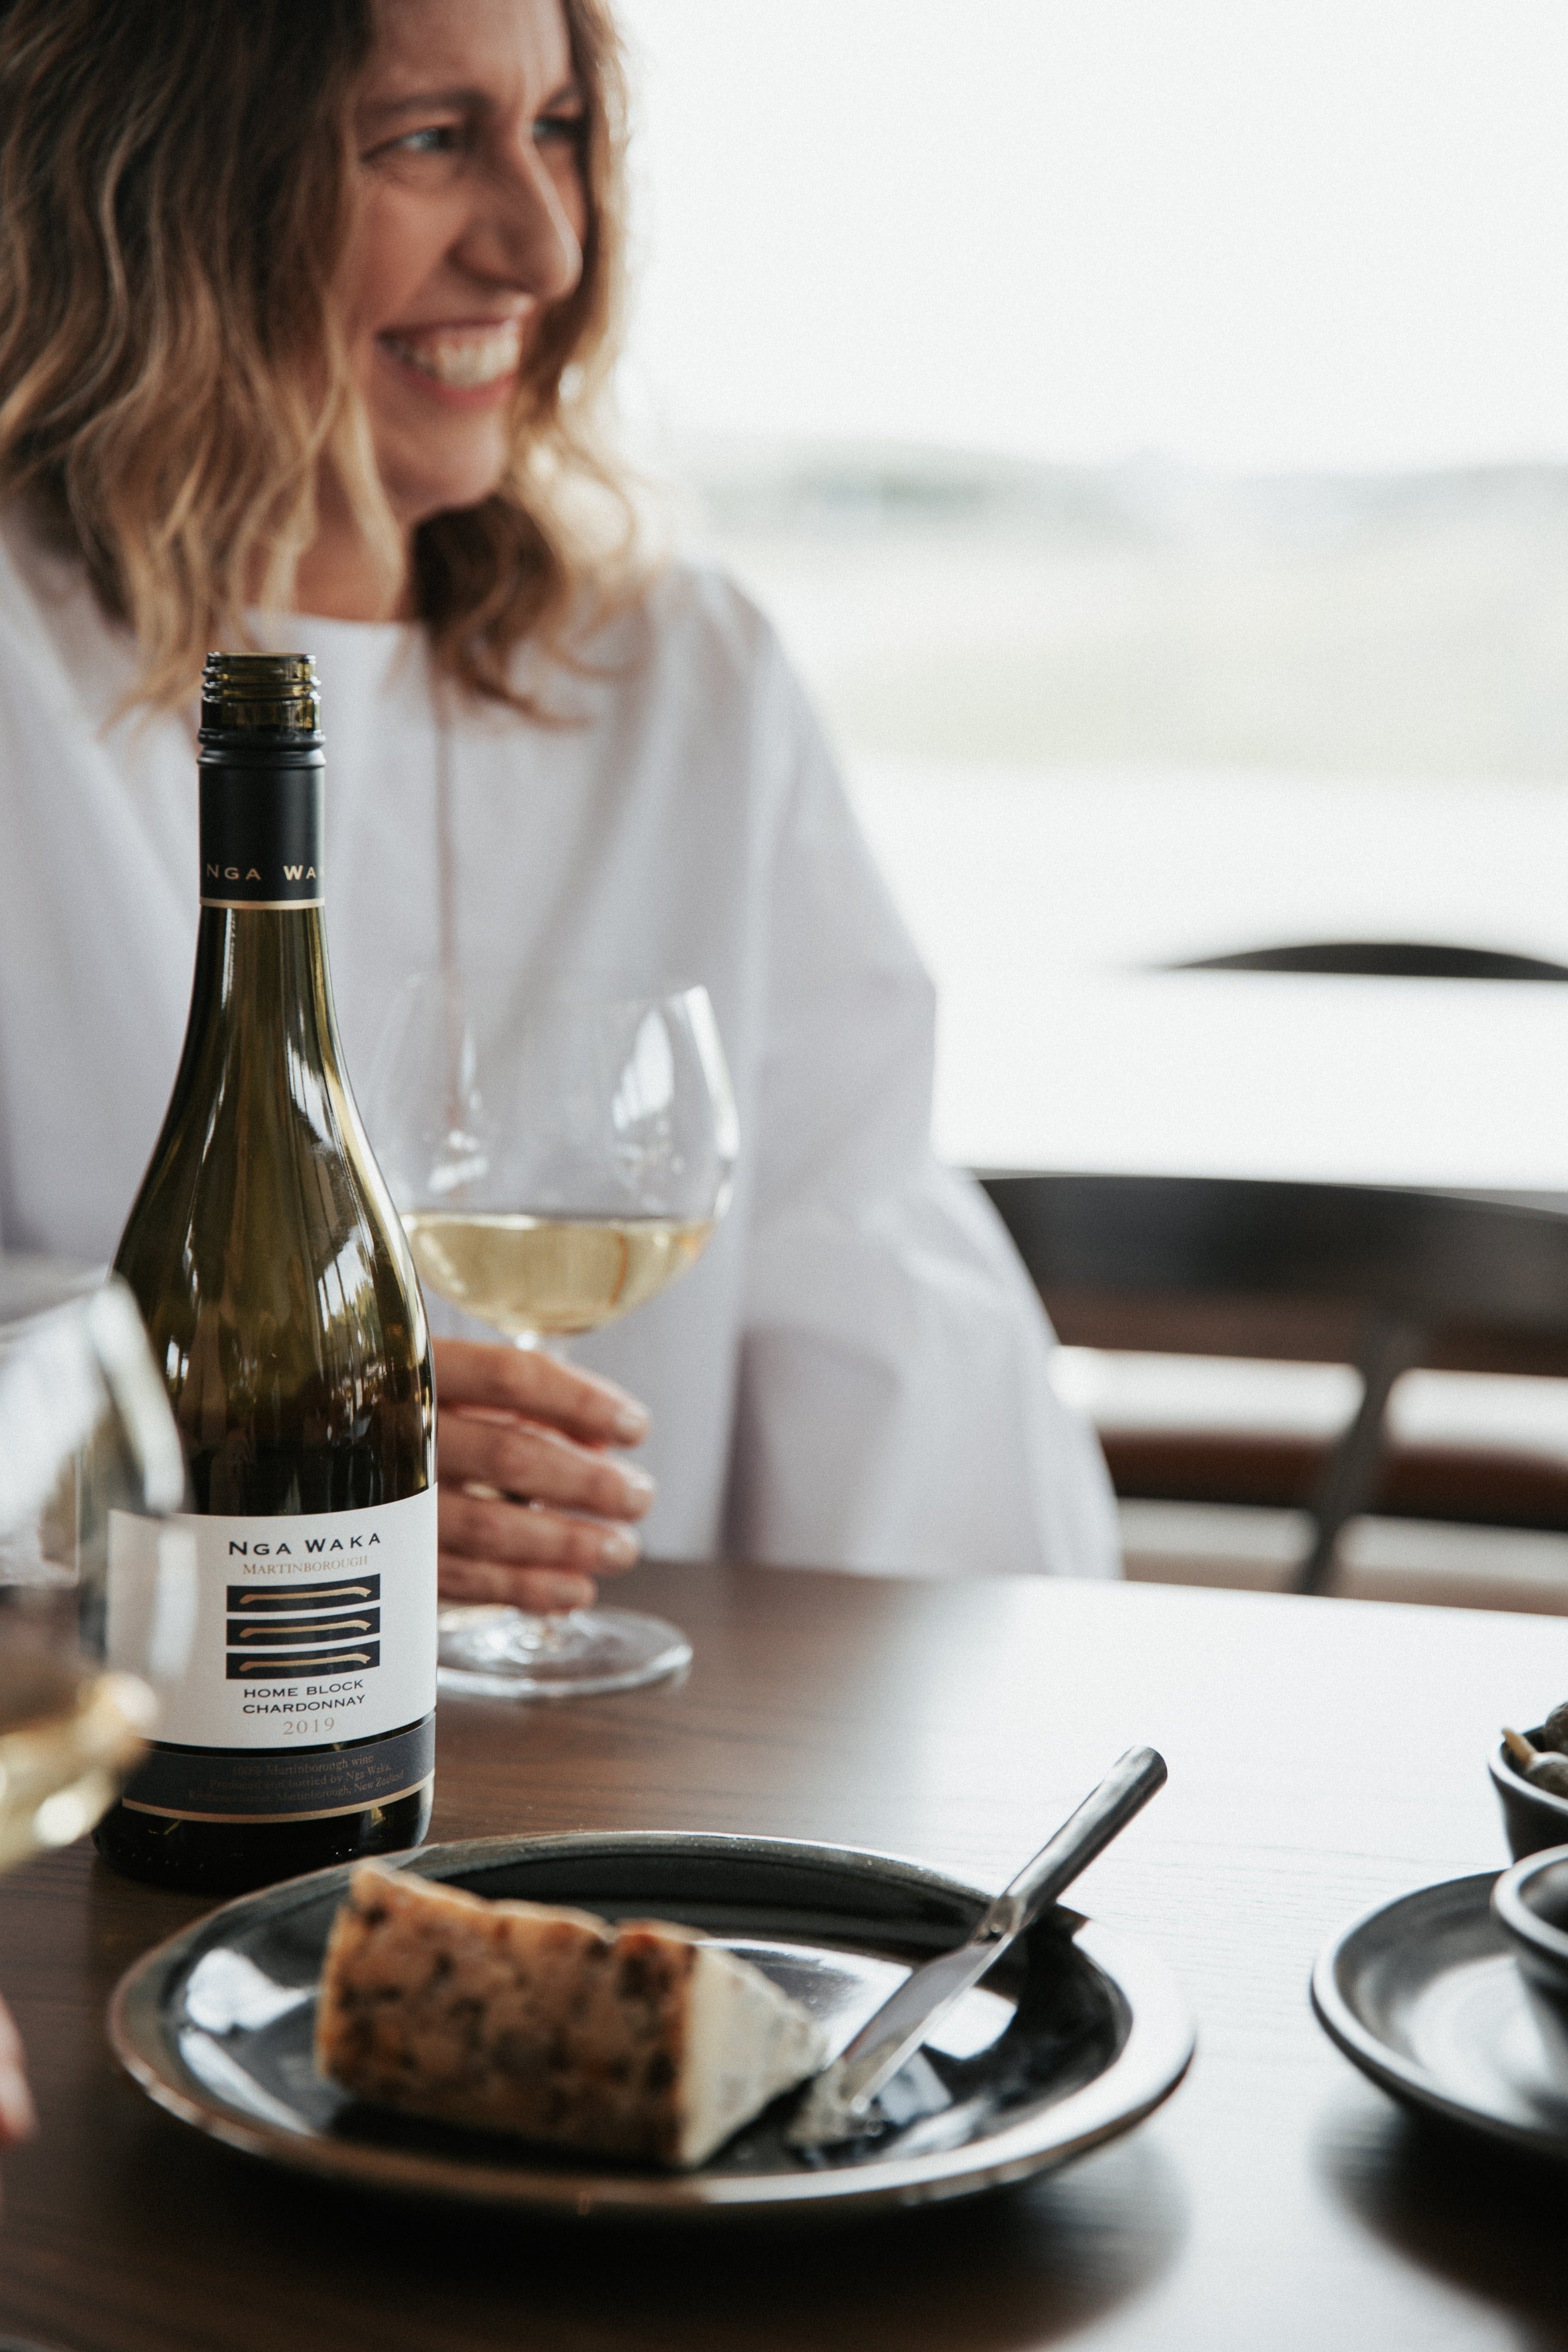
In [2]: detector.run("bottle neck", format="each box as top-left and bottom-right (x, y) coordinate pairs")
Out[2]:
(186, 743), (346, 1083)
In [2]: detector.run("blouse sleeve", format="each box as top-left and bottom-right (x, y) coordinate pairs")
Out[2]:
(723, 647), (1120, 1579)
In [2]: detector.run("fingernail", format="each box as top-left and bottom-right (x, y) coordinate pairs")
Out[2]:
(621, 1465), (656, 1501)
(600, 1528), (638, 1567)
(612, 1403), (649, 1442)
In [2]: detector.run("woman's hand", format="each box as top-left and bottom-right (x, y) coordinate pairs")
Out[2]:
(432, 1339), (654, 1614)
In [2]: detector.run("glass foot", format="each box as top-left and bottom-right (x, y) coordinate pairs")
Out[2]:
(436, 1604), (692, 1700)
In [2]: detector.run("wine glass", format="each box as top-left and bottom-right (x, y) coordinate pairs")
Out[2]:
(367, 978), (738, 1698)
(0, 1259), (189, 1870)
(0, 1258), (190, 2303)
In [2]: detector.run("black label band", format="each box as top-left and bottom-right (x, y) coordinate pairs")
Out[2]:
(119, 1715), (434, 1823)
(199, 760), (323, 907)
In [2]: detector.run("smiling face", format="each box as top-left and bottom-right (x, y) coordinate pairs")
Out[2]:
(346, 0), (590, 536)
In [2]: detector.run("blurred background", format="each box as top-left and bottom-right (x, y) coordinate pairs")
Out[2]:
(612, 0), (1568, 1606)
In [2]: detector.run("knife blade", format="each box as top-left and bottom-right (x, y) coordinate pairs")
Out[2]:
(786, 1744), (1168, 2149)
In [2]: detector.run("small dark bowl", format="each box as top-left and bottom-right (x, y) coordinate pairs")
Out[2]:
(1492, 1846), (1568, 2087)
(1489, 1725), (1568, 1860)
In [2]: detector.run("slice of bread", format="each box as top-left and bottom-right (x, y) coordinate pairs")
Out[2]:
(315, 1861), (826, 2168)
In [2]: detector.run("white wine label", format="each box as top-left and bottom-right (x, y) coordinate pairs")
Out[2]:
(108, 1489), (437, 1755)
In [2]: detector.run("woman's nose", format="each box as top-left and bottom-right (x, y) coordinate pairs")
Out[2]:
(457, 139), (582, 305)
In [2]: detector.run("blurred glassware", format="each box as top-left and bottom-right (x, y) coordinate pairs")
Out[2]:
(0, 1258), (189, 1869)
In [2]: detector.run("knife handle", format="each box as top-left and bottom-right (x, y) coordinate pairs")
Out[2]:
(979, 1746), (1168, 1941)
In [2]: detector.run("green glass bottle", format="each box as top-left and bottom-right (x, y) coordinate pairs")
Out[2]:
(97, 653), (436, 1892)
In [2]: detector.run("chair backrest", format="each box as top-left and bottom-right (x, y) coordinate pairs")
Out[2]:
(980, 1172), (1568, 1377)
(1170, 940), (1568, 981)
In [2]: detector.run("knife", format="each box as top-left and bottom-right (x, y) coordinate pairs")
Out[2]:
(786, 1745), (1168, 2149)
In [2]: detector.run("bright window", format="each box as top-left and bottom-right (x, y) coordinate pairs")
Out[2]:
(617, 3), (1568, 1185)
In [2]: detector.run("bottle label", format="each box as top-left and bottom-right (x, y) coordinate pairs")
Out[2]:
(106, 1489), (437, 1822)
(199, 761), (323, 907)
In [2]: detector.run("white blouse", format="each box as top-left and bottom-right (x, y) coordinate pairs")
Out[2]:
(0, 516), (1118, 1579)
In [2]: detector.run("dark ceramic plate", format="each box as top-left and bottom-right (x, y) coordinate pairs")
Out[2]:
(109, 1831), (1193, 2221)
(1312, 1869), (1568, 2162)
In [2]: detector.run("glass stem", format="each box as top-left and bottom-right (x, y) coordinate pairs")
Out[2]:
(510, 1325), (578, 1645)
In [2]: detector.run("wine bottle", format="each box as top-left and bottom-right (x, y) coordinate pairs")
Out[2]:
(97, 653), (436, 1893)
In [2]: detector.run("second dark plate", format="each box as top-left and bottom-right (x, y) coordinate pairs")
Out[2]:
(1312, 1867), (1568, 2162)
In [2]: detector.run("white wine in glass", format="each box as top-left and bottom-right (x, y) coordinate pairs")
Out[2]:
(369, 981), (738, 1698)
(400, 1211), (716, 1342)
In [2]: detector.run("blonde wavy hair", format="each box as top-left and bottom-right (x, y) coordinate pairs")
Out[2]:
(0, 0), (636, 711)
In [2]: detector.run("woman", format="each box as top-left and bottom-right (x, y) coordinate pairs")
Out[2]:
(0, 0), (1118, 1595)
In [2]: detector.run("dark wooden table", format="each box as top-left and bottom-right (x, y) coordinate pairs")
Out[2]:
(1, 1560), (1567, 2351)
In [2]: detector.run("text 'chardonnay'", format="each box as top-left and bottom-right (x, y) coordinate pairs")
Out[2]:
(99, 653), (436, 1892)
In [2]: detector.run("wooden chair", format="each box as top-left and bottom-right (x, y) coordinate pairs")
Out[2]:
(981, 1172), (1568, 1595)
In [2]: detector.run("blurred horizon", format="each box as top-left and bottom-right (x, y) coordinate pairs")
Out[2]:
(659, 430), (1568, 783)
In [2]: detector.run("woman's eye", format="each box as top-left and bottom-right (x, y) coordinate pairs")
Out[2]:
(363, 123), (464, 163)
(394, 125), (462, 156)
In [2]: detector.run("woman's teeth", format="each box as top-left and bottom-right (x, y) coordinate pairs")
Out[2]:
(383, 323), (523, 387)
